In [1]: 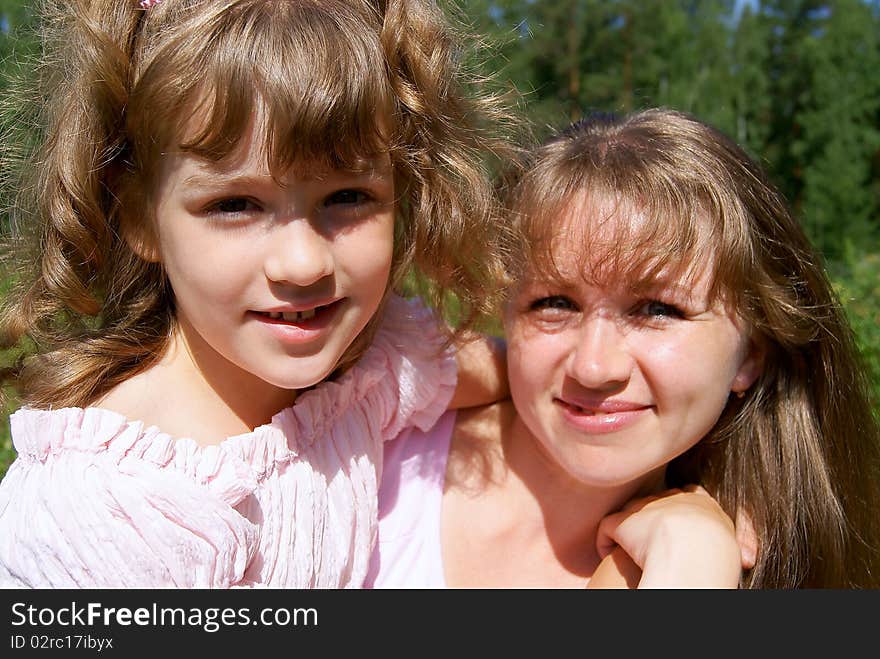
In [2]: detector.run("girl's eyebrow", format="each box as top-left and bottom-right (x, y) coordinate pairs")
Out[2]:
(200, 170), (394, 187)
(177, 158), (394, 187)
(314, 158), (394, 181)
(179, 172), (272, 189)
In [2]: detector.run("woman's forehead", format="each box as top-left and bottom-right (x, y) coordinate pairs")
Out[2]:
(523, 192), (718, 292)
(556, 192), (673, 239)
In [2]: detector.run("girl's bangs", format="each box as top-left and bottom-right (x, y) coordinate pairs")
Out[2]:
(137, 0), (394, 173)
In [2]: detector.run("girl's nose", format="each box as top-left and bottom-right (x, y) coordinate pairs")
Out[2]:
(264, 220), (334, 286)
(566, 315), (633, 390)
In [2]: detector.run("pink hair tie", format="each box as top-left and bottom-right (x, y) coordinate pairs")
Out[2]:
(139, 0), (163, 8)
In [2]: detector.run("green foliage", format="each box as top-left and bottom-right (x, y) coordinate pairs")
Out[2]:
(730, 6), (773, 156)
(0, 276), (16, 480)
(0, 1), (38, 85)
(0, 384), (15, 480)
(1, 1), (39, 238)
(832, 247), (880, 411)
(795, 0), (880, 259)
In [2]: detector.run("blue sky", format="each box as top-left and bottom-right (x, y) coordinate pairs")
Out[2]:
(735, 0), (759, 18)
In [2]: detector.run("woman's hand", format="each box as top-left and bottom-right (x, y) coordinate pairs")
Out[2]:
(587, 485), (751, 589)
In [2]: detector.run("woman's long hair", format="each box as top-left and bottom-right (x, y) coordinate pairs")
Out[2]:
(502, 108), (880, 588)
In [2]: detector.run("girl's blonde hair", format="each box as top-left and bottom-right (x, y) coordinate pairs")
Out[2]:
(503, 108), (880, 588)
(1, 0), (519, 408)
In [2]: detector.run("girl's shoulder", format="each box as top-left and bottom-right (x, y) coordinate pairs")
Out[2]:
(0, 406), (258, 588)
(8, 405), (167, 462)
(6, 405), (258, 505)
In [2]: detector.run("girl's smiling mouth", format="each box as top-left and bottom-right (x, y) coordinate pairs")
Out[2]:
(250, 300), (345, 338)
(260, 308), (319, 322)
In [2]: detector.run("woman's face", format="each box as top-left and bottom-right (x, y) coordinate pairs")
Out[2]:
(504, 201), (762, 490)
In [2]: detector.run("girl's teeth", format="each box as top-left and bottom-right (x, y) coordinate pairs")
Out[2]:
(264, 307), (322, 321)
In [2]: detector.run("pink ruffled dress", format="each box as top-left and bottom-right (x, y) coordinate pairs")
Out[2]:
(0, 296), (456, 588)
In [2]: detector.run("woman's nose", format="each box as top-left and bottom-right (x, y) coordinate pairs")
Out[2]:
(263, 220), (334, 287)
(565, 315), (633, 390)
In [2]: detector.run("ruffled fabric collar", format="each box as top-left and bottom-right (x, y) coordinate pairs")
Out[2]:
(9, 336), (392, 500)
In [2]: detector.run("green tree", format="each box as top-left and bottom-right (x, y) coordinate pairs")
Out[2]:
(626, 0), (736, 128)
(757, 0), (826, 207)
(0, 0), (36, 69)
(795, 0), (880, 258)
(729, 3), (773, 157)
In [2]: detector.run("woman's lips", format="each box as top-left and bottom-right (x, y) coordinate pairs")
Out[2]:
(555, 397), (653, 434)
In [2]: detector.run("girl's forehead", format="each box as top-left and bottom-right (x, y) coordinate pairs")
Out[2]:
(167, 94), (393, 177)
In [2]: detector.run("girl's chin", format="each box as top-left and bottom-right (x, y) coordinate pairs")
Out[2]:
(278, 363), (343, 390)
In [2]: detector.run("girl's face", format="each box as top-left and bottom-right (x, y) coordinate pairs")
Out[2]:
(504, 202), (762, 491)
(148, 122), (395, 403)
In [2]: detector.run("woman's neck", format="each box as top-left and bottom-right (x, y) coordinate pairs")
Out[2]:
(503, 413), (664, 540)
(442, 401), (664, 587)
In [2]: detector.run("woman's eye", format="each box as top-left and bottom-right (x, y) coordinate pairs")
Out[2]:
(324, 189), (370, 206)
(636, 300), (685, 319)
(530, 295), (576, 312)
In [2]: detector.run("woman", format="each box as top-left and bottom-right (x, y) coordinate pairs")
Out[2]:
(367, 109), (880, 588)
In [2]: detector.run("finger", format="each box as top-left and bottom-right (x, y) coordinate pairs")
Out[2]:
(735, 507), (758, 570)
(681, 484), (709, 496)
(618, 491), (666, 513)
(595, 510), (629, 559)
(587, 547), (641, 589)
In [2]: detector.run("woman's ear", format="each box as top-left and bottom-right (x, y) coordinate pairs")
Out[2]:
(731, 338), (765, 395)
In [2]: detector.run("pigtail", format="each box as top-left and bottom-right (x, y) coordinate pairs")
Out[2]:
(377, 0), (525, 332)
(1, 1), (172, 409)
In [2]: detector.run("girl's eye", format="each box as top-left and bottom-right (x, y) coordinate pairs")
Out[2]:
(530, 295), (576, 312)
(324, 189), (370, 206)
(635, 300), (685, 319)
(210, 198), (259, 214)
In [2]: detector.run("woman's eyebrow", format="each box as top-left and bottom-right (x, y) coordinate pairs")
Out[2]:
(629, 278), (703, 303)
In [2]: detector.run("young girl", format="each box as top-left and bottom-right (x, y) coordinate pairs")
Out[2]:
(0, 0), (515, 588)
(367, 108), (880, 588)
